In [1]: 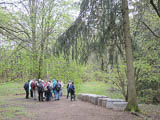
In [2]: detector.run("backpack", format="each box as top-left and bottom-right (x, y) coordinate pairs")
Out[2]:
(70, 84), (75, 92)
(24, 82), (29, 90)
(38, 83), (43, 92)
(31, 82), (36, 90)
(67, 83), (71, 91)
(56, 83), (61, 91)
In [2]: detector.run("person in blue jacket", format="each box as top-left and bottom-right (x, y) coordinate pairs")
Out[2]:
(52, 79), (57, 100)
(70, 82), (75, 101)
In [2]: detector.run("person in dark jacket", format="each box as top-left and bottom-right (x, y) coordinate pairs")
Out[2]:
(55, 80), (61, 101)
(66, 80), (71, 99)
(46, 85), (52, 101)
(70, 82), (75, 101)
(24, 80), (30, 99)
(37, 79), (44, 102)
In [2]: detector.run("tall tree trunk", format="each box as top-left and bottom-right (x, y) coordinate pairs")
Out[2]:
(30, 0), (38, 79)
(122, 0), (139, 112)
(38, 38), (45, 79)
(158, 0), (160, 12)
(101, 58), (104, 71)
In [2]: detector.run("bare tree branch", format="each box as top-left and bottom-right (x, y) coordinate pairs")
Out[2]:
(0, 2), (14, 5)
(150, 0), (160, 18)
(0, 25), (31, 43)
(142, 21), (160, 38)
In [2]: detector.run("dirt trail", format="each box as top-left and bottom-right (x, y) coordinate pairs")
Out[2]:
(12, 96), (135, 120)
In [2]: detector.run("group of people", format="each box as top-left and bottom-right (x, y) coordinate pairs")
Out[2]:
(24, 79), (75, 102)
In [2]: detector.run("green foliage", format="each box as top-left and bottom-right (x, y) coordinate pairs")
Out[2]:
(82, 64), (108, 82)
(104, 64), (127, 99)
(0, 8), (12, 24)
(135, 61), (160, 90)
(0, 50), (33, 82)
(40, 56), (86, 94)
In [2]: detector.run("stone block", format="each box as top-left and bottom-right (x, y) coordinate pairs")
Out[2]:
(78, 94), (108, 106)
(90, 95), (99, 105)
(98, 97), (108, 106)
(81, 94), (88, 101)
(88, 94), (96, 103)
(77, 94), (83, 100)
(85, 94), (93, 102)
(106, 99), (125, 109)
(101, 98), (109, 107)
(98, 98), (103, 106)
(113, 102), (128, 111)
(90, 95), (108, 105)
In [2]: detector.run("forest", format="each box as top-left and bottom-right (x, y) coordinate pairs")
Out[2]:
(0, 0), (160, 119)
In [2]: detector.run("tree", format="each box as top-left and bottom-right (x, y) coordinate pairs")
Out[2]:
(0, 0), (76, 79)
(122, 0), (139, 112)
(56, 0), (141, 111)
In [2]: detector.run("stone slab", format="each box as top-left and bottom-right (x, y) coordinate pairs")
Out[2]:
(90, 95), (108, 105)
(113, 102), (128, 111)
(77, 94), (83, 100)
(106, 99), (126, 109)
(98, 98), (109, 107)
(101, 98), (109, 107)
(78, 94), (108, 105)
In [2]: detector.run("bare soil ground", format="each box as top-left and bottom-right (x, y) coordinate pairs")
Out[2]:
(7, 95), (136, 120)
(1, 95), (160, 120)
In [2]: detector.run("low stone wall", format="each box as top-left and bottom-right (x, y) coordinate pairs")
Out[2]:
(78, 93), (127, 111)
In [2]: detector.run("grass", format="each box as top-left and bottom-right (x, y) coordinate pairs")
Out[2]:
(0, 81), (159, 120)
(0, 82), (26, 120)
(63, 81), (123, 99)
(0, 81), (24, 96)
(0, 80), (123, 98)
(0, 95), (26, 120)
(0, 105), (25, 120)
(78, 81), (124, 99)
(0, 81), (123, 119)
